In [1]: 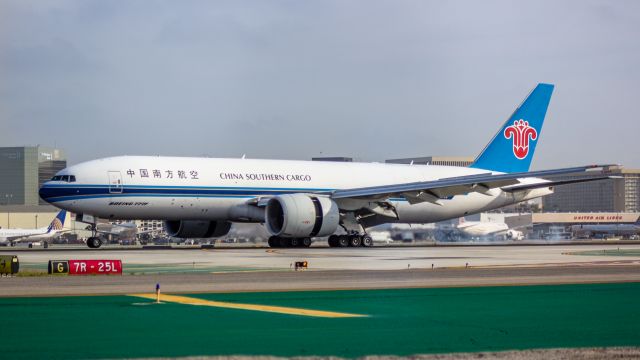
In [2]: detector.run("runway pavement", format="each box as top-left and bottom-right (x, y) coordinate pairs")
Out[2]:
(6, 243), (640, 270)
(2, 244), (640, 297)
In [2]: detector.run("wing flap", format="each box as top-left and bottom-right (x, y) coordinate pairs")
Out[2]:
(501, 176), (616, 192)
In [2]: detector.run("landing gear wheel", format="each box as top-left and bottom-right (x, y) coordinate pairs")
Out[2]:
(361, 235), (373, 247)
(348, 235), (362, 247)
(302, 237), (312, 247)
(337, 235), (349, 247)
(328, 235), (339, 247)
(268, 236), (279, 248)
(87, 237), (102, 249)
(43, 241), (49, 249)
(278, 237), (290, 248)
(28, 243), (33, 249)
(290, 238), (300, 247)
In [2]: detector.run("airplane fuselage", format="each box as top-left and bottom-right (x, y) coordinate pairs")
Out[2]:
(39, 156), (551, 225)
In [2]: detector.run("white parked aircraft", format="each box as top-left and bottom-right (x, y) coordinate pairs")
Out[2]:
(456, 217), (524, 240)
(0, 210), (68, 247)
(39, 84), (612, 248)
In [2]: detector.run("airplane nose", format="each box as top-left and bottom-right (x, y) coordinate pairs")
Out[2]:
(39, 183), (56, 204)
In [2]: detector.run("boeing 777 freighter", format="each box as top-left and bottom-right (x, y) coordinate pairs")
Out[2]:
(39, 84), (613, 248)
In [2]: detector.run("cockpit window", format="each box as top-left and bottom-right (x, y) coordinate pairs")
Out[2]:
(50, 175), (76, 182)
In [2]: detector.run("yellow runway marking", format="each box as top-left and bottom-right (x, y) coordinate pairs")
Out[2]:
(129, 293), (367, 318)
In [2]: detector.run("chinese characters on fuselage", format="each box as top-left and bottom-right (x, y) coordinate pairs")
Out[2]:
(126, 169), (199, 180)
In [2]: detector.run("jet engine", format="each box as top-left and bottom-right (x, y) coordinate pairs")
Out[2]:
(265, 194), (339, 238)
(164, 220), (232, 238)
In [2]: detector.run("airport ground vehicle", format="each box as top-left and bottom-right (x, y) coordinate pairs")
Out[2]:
(39, 84), (612, 248)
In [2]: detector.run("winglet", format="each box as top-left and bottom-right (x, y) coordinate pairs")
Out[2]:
(471, 83), (554, 173)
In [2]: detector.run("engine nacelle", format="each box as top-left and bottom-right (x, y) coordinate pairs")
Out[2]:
(265, 194), (339, 238)
(164, 220), (231, 238)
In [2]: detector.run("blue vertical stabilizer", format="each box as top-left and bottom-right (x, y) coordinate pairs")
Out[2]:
(470, 83), (554, 173)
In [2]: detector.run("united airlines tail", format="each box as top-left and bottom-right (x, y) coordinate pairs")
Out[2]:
(46, 210), (67, 233)
(470, 83), (554, 173)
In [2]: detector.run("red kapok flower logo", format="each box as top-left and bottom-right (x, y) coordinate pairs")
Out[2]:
(504, 119), (537, 160)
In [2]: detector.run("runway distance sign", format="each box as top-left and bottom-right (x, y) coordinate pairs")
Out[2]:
(48, 260), (122, 275)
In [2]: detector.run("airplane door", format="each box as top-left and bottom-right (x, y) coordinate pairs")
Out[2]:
(108, 171), (123, 194)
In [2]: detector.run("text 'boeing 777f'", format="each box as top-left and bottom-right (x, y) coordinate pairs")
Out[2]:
(39, 84), (614, 248)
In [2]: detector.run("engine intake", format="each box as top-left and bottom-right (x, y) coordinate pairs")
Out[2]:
(164, 220), (231, 238)
(265, 194), (339, 238)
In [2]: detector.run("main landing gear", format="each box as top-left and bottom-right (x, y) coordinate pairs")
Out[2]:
(328, 234), (373, 248)
(268, 236), (312, 248)
(267, 234), (373, 248)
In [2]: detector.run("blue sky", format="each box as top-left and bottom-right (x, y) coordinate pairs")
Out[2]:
(1, 0), (639, 168)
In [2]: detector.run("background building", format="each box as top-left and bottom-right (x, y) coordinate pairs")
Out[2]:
(542, 167), (640, 212)
(0, 146), (67, 206)
(311, 157), (353, 162)
(386, 156), (474, 167)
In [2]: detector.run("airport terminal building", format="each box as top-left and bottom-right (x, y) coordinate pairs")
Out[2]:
(542, 167), (640, 213)
(0, 146), (67, 206)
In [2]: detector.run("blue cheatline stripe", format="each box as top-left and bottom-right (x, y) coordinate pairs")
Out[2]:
(39, 184), (334, 204)
(40, 184), (412, 203)
(42, 184), (334, 191)
(40, 185), (332, 201)
(46, 194), (257, 202)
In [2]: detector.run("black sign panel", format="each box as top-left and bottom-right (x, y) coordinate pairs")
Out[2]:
(48, 260), (69, 274)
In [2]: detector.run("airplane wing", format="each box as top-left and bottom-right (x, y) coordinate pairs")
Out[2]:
(501, 176), (615, 192)
(330, 164), (615, 205)
(95, 228), (156, 236)
(2, 235), (31, 242)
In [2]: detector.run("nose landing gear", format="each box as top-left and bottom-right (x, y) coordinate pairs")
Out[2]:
(87, 237), (102, 249)
(86, 222), (102, 249)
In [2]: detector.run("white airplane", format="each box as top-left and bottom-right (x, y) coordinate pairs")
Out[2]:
(39, 84), (613, 249)
(0, 210), (68, 247)
(456, 217), (524, 240)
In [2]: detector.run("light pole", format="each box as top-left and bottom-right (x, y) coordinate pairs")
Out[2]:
(4, 194), (12, 228)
